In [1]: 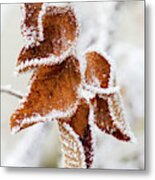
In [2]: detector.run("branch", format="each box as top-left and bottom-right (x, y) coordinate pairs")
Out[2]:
(1, 85), (23, 99)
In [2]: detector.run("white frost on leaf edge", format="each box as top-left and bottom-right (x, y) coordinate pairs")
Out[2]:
(21, 4), (42, 49)
(15, 44), (77, 73)
(80, 47), (136, 144)
(107, 92), (137, 144)
(11, 101), (79, 134)
(77, 83), (95, 102)
(83, 47), (116, 88)
(19, 3), (80, 72)
(84, 84), (120, 95)
(59, 122), (86, 168)
(87, 103), (96, 168)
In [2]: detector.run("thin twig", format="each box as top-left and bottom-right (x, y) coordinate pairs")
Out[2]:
(1, 85), (23, 99)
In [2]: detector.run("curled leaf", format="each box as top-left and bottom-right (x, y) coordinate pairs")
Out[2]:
(17, 4), (79, 73)
(58, 122), (86, 168)
(92, 93), (134, 142)
(59, 99), (94, 168)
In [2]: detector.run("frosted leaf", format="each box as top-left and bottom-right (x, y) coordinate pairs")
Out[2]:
(17, 4), (79, 73)
(69, 99), (94, 168)
(83, 50), (135, 142)
(84, 84), (120, 96)
(21, 3), (43, 47)
(92, 93), (135, 142)
(10, 56), (81, 132)
(84, 51), (115, 89)
(59, 99), (95, 168)
(58, 122), (86, 168)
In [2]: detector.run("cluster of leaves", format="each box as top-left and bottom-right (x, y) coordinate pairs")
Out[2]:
(10, 3), (134, 168)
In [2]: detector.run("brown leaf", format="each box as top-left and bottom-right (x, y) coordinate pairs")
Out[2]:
(21, 3), (43, 45)
(58, 121), (86, 168)
(85, 51), (111, 88)
(92, 94), (132, 141)
(69, 99), (89, 139)
(67, 99), (94, 168)
(10, 56), (81, 132)
(58, 99), (94, 168)
(17, 5), (79, 72)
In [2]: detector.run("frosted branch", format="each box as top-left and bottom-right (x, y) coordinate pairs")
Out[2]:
(1, 85), (23, 99)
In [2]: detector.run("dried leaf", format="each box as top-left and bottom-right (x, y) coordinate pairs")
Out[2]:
(92, 93), (133, 142)
(58, 122), (86, 168)
(59, 99), (94, 168)
(21, 3), (43, 46)
(85, 51), (111, 88)
(11, 56), (81, 133)
(17, 4), (79, 73)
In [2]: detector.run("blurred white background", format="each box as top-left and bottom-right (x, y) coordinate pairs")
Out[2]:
(1, 1), (144, 169)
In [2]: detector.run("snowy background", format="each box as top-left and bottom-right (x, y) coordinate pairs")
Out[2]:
(1, 1), (144, 169)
